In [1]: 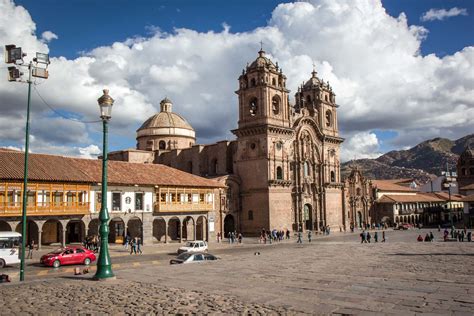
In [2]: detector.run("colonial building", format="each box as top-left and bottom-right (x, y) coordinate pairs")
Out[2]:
(0, 150), (223, 247)
(110, 49), (346, 235)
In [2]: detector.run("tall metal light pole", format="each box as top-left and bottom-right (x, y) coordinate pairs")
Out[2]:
(94, 89), (115, 280)
(4, 45), (50, 281)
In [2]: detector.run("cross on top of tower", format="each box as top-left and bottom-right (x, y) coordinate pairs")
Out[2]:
(258, 40), (265, 57)
(312, 62), (317, 77)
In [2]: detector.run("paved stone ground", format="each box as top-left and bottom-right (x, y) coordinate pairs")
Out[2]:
(1, 229), (473, 315)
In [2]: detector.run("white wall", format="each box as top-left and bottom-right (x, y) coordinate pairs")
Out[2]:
(89, 185), (154, 214)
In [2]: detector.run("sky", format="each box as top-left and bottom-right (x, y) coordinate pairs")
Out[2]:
(0, 0), (473, 161)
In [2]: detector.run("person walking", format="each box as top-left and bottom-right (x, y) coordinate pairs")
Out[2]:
(286, 229), (290, 240)
(27, 240), (35, 259)
(374, 231), (378, 243)
(238, 233), (243, 244)
(136, 237), (143, 254)
(130, 237), (137, 255)
(124, 234), (130, 250)
(382, 230), (386, 243)
(366, 231), (371, 243)
(429, 231), (434, 242)
(308, 230), (312, 243)
(297, 231), (303, 244)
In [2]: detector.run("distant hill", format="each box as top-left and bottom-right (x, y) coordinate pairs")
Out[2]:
(341, 134), (474, 182)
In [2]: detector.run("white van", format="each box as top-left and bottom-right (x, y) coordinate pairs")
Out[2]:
(0, 232), (21, 268)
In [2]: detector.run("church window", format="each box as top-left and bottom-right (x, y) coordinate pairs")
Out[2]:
(249, 98), (258, 116)
(250, 143), (256, 150)
(325, 95), (328, 102)
(276, 142), (282, 150)
(272, 78), (276, 86)
(251, 78), (256, 87)
(248, 210), (254, 220)
(159, 140), (166, 150)
(462, 168), (466, 175)
(276, 166), (283, 180)
(330, 171), (335, 182)
(272, 96), (280, 115)
(356, 188), (361, 196)
(325, 110), (332, 127)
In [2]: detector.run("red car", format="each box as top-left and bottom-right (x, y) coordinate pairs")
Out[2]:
(40, 246), (96, 268)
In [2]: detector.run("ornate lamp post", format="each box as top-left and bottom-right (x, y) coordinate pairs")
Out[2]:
(94, 89), (115, 280)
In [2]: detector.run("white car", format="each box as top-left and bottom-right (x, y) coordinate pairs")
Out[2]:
(177, 241), (208, 254)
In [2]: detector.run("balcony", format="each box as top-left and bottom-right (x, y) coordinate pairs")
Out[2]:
(0, 201), (90, 217)
(154, 202), (214, 213)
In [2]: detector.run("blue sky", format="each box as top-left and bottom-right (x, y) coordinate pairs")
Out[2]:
(18, 0), (473, 59)
(1, 0), (473, 160)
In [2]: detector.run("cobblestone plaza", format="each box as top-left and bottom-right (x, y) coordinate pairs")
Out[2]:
(1, 229), (473, 315)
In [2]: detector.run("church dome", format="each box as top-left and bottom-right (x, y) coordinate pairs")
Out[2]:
(136, 98), (196, 151)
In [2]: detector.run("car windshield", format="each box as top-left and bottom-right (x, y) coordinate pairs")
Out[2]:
(185, 242), (196, 247)
(49, 248), (64, 254)
(176, 252), (193, 260)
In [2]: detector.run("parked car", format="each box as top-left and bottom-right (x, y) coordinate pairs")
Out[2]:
(394, 223), (411, 230)
(40, 246), (96, 268)
(177, 241), (208, 254)
(170, 252), (219, 264)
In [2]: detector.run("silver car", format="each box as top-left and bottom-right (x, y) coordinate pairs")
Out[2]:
(170, 252), (219, 264)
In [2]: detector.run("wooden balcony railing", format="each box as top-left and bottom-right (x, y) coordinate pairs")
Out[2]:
(154, 202), (214, 213)
(0, 202), (90, 216)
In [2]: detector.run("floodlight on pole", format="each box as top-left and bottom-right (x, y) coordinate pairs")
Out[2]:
(4, 44), (50, 282)
(33, 52), (50, 65)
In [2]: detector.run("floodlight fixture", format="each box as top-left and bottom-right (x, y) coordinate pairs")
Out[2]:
(7, 66), (21, 81)
(4, 45), (25, 64)
(33, 52), (50, 65)
(32, 67), (49, 79)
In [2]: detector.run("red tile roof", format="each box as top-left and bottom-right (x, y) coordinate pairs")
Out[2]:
(0, 151), (223, 188)
(461, 194), (474, 202)
(372, 179), (417, 192)
(377, 193), (445, 203)
(460, 183), (474, 190)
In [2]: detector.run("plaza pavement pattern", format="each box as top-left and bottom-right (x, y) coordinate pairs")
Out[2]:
(1, 229), (473, 315)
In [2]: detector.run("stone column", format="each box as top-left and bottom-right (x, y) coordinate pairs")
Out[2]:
(38, 231), (42, 250)
(165, 220), (168, 244)
(193, 220), (196, 241)
(61, 228), (66, 247)
(179, 221), (182, 243)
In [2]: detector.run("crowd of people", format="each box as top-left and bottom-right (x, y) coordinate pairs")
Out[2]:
(83, 235), (99, 252)
(359, 230), (386, 243)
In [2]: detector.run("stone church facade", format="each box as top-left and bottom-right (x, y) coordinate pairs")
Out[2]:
(110, 50), (346, 236)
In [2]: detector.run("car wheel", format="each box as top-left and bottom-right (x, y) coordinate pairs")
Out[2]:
(53, 260), (60, 268)
(0, 259), (5, 268)
(84, 258), (91, 265)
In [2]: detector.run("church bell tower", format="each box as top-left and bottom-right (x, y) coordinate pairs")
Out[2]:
(232, 49), (294, 234)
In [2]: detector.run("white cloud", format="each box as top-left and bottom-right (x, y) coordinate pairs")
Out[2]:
(340, 132), (382, 162)
(421, 7), (468, 22)
(0, 0), (473, 161)
(41, 30), (58, 42)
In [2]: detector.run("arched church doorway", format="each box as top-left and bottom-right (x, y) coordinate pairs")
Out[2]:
(224, 214), (235, 236)
(304, 204), (313, 230)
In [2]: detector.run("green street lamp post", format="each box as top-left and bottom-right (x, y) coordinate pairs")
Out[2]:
(94, 89), (115, 280)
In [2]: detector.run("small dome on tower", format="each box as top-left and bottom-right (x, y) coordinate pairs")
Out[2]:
(248, 49), (277, 71)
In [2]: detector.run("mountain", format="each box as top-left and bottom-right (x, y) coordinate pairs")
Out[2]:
(341, 134), (474, 182)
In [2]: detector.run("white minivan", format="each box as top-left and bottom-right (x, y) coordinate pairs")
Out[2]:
(0, 232), (21, 268)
